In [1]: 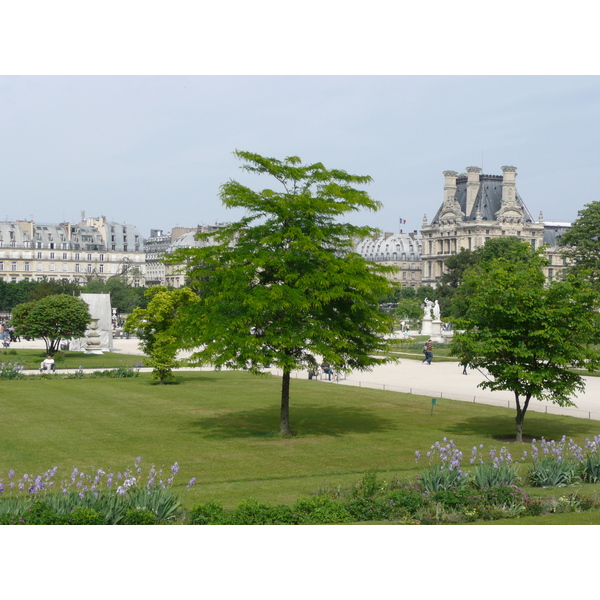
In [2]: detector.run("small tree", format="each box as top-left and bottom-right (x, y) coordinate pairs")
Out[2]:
(11, 294), (91, 355)
(124, 286), (198, 384)
(452, 259), (600, 442)
(167, 150), (398, 435)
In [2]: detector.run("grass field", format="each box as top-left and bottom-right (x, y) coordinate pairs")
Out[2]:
(0, 348), (143, 371)
(3, 369), (600, 516)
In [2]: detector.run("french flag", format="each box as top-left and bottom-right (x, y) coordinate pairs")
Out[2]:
(399, 218), (406, 224)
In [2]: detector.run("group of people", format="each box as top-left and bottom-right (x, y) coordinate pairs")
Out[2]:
(308, 362), (336, 381)
(0, 323), (17, 348)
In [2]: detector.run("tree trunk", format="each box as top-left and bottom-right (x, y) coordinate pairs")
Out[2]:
(280, 369), (292, 436)
(514, 392), (531, 444)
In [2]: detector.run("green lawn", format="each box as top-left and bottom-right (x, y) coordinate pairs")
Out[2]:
(0, 348), (144, 370)
(2, 370), (599, 512)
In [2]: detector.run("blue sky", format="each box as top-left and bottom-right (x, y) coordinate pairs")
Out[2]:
(1, 75), (598, 237)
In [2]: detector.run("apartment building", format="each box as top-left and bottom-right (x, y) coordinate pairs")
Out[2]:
(0, 217), (146, 286)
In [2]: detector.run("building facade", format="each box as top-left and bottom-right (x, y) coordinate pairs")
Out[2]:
(354, 230), (422, 287)
(0, 217), (146, 286)
(420, 166), (569, 286)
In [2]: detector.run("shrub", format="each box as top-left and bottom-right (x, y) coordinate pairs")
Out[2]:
(293, 496), (353, 524)
(70, 506), (106, 525)
(350, 470), (379, 499)
(22, 502), (70, 525)
(225, 499), (299, 525)
(480, 484), (526, 510)
(344, 496), (396, 522)
(122, 508), (158, 525)
(522, 498), (545, 517)
(430, 488), (481, 510)
(0, 514), (24, 525)
(189, 502), (226, 525)
(386, 487), (428, 516)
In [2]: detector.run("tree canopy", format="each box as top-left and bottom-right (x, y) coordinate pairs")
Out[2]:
(452, 257), (600, 442)
(443, 237), (549, 320)
(124, 286), (199, 383)
(11, 294), (92, 355)
(167, 151), (398, 435)
(559, 201), (600, 287)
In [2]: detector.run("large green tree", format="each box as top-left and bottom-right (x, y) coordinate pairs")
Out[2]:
(11, 294), (91, 355)
(124, 286), (198, 384)
(167, 151), (398, 435)
(452, 258), (600, 442)
(559, 201), (600, 286)
(444, 237), (549, 320)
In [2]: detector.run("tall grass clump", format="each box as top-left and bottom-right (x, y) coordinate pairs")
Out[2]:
(0, 458), (196, 524)
(528, 436), (582, 487)
(415, 438), (469, 493)
(469, 444), (520, 488)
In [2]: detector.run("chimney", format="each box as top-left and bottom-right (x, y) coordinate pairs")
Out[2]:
(443, 170), (458, 204)
(501, 166), (518, 203)
(465, 166), (481, 216)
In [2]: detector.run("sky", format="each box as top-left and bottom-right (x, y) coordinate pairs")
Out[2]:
(1, 75), (598, 238)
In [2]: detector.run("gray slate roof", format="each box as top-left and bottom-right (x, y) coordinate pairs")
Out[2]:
(431, 174), (535, 224)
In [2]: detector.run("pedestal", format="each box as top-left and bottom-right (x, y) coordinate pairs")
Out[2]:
(420, 316), (432, 336)
(429, 320), (444, 343)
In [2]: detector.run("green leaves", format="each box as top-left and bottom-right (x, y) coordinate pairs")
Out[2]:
(167, 151), (397, 431)
(11, 294), (91, 355)
(452, 253), (600, 440)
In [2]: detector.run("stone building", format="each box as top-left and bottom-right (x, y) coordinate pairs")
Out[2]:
(354, 230), (422, 287)
(0, 216), (146, 286)
(420, 166), (569, 286)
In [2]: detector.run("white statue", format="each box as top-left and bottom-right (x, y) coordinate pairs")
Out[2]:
(423, 298), (433, 319)
(433, 300), (441, 321)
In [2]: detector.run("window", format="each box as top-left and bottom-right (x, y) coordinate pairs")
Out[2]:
(0, 262), (3, 270)
(99, 264), (104, 273)
(99, 253), (105, 261)
(62, 253), (68, 260)
(75, 264), (80, 273)
(75, 253), (80, 260)
(37, 252), (43, 259)
(87, 253), (92, 261)
(24, 262), (31, 272)
(87, 264), (93, 273)
(62, 263), (68, 272)
(50, 263), (56, 271)
(50, 252), (55, 259)
(11, 262), (17, 271)
(37, 262), (44, 271)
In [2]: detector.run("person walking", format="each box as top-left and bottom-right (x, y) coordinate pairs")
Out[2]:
(422, 339), (434, 365)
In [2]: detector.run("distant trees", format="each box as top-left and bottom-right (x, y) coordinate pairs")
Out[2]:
(439, 237), (548, 319)
(11, 294), (92, 355)
(559, 201), (600, 288)
(0, 278), (149, 314)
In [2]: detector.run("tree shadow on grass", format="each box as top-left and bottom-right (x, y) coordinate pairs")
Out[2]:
(184, 403), (398, 439)
(445, 414), (598, 443)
